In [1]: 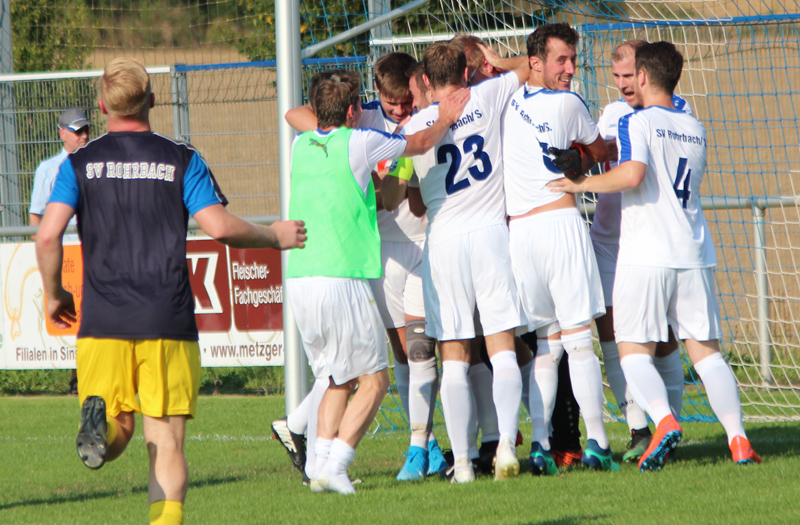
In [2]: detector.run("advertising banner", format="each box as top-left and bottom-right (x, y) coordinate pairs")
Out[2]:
(0, 239), (284, 369)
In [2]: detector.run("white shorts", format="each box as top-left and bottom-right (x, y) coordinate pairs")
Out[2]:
(369, 239), (426, 329)
(423, 223), (525, 341)
(509, 208), (606, 332)
(613, 266), (722, 344)
(286, 277), (389, 385)
(593, 240), (619, 308)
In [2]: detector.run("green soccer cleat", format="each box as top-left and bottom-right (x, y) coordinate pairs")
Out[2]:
(529, 442), (559, 476)
(582, 439), (621, 471)
(623, 427), (653, 463)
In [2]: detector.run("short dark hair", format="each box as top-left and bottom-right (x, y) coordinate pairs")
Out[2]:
(308, 69), (338, 111)
(313, 69), (361, 128)
(374, 52), (416, 100)
(407, 62), (428, 97)
(635, 41), (683, 94)
(526, 22), (579, 60)
(423, 41), (466, 90)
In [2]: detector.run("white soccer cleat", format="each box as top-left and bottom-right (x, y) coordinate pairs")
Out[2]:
(324, 472), (356, 495)
(309, 478), (327, 493)
(493, 438), (520, 481)
(450, 457), (476, 484)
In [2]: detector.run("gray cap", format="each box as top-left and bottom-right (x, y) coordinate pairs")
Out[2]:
(58, 108), (91, 131)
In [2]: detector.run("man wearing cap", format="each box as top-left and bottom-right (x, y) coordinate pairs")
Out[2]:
(30, 108), (92, 242)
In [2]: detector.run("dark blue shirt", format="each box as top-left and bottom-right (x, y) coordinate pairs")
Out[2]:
(50, 131), (225, 340)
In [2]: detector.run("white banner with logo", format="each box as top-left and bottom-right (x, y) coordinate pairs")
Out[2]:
(0, 240), (285, 369)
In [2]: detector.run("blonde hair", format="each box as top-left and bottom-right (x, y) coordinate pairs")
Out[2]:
(612, 40), (647, 63)
(99, 58), (151, 118)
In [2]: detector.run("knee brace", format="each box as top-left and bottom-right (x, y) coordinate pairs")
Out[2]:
(406, 320), (436, 363)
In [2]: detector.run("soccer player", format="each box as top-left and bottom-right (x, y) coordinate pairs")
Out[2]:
(591, 39), (691, 462)
(35, 57), (307, 525)
(286, 69), (469, 494)
(548, 41), (762, 470)
(495, 22), (617, 475)
(382, 41), (529, 483)
(284, 55), (450, 483)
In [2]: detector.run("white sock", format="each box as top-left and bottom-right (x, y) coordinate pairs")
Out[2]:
(441, 361), (472, 462)
(394, 362), (410, 421)
(313, 438), (333, 479)
(601, 340), (649, 432)
(529, 339), (560, 450)
(408, 357), (439, 449)
(654, 351), (685, 421)
(489, 350), (522, 443)
(467, 390), (479, 460)
(304, 378), (328, 480)
(693, 353), (747, 444)
(620, 354), (672, 425)
(324, 438), (355, 474)
(469, 362), (499, 442)
(287, 391), (312, 435)
(519, 360), (533, 417)
(563, 330), (608, 449)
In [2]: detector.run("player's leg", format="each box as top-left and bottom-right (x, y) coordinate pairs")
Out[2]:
(484, 328), (523, 480)
(468, 336), (500, 474)
(593, 239), (652, 462)
(136, 338), (200, 525)
(615, 266), (682, 472)
(549, 353), (583, 467)
(528, 328), (562, 475)
(516, 335), (534, 417)
(439, 340), (474, 482)
(302, 377), (329, 482)
(143, 415), (188, 525)
(272, 387), (313, 478)
(75, 338), (139, 469)
(654, 328), (684, 421)
(674, 268), (760, 465)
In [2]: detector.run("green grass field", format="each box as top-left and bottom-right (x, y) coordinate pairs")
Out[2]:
(1, 395), (798, 524)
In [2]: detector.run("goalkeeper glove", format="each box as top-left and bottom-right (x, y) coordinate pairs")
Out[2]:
(548, 145), (585, 181)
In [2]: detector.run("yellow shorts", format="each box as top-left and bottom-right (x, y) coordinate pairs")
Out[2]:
(76, 338), (201, 419)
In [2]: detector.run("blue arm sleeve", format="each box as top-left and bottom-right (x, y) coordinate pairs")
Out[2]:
(48, 159), (80, 210)
(183, 152), (223, 215)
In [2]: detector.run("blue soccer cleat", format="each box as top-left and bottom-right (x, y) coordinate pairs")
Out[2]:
(397, 445), (428, 481)
(427, 439), (449, 476)
(529, 442), (559, 476)
(582, 439), (620, 471)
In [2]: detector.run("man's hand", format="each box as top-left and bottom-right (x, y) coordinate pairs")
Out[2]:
(546, 176), (586, 194)
(47, 289), (76, 329)
(548, 145), (585, 181)
(437, 88), (471, 126)
(271, 220), (307, 249)
(477, 43), (502, 69)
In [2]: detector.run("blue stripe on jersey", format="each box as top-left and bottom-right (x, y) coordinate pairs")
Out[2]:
(523, 88), (592, 112)
(672, 95), (686, 111)
(355, 127), (407, 141)
(183, 151), (223, 215)
(49, 157), (80, 209)
(362, 100), (382, 111)
(618, 113), (634, 163)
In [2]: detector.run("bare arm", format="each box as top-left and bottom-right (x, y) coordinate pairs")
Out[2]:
(583, 134), (611, 165)
(547, 160), (647, 194)
(407, 187), (426, 217)
(285, 105), (318, 133)
(35, 202), (76, 328)
(193, 204), (307, 249)
(478, 43), (529, 85)
(401, 88), (471, 157)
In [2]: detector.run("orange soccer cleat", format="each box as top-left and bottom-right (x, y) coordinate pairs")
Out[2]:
(552, 448), (583, 468)
(638, 414), (682, 472)
(730, 436), (762, 465)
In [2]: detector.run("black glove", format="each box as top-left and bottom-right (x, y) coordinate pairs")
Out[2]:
(548, 146), (584, 181)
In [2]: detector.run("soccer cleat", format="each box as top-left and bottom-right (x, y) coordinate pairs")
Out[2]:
(552, 448), (582, 468)
(515, 429), (524, 447)
(324, 472), (356, 495)
(639, 415), (682, 472)
(730, 436), (762, 465)
(271, 417), (307, 474)
(449, 457), (476, 484)
(623, 427), (653, 463)
(477, 440), (498, 475)
(493, 438), (520, 481)
(76, 395), (108, 470)
(427, 439), (449, 476)
(529, 442), (559, 476)
(582, 439), (620, 471)
(397, 446), (428, 481)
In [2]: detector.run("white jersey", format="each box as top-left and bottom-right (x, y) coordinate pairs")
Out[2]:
(503, 85), (601, 215)
(360, 101), (427, 243)
(403, 73), (520, 244)
(592, 95), (693, 243)
(616, 105), (716, 269)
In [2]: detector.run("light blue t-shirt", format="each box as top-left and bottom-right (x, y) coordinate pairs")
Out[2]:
(30, 148), (78, 241)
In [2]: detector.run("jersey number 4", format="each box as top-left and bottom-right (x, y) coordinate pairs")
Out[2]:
(673, 157), (692, 209)
(439, 135), (493, 195)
